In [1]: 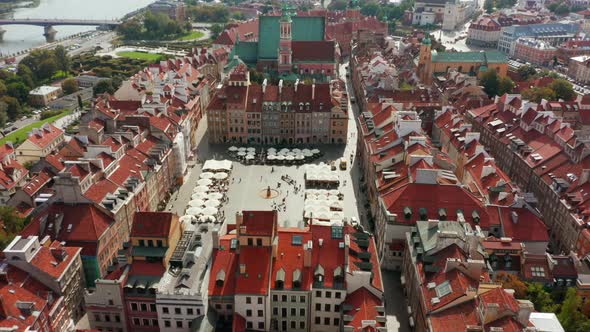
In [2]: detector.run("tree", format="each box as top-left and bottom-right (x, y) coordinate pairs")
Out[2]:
(0, 81), (6, 97)
(0, 96), (21, 120)
(0, 102), (7, 128)
(210, 23), (224, 40)
(484, 0), (494, 13)
(522, 86), (556, 103)
(480, 69), (500, 97)
(93, 79), (116, 96)
(558, 288), (588, 332)
(77, 94), (84, 109)
(54, 45), (70, 73)
(328, 0), (348, 10)
(549, 79), (575, 101)
(6, 82), (29, 103)
(526, 283), (558, 312)
(61, 78), (79, 95)
(495, 272), (527, 299)
(554, 3), (570, 15)
(0, 206), (25, 235)
(16, 64), (34, 89)
(361, 3), (381, 16)
(38, 58), (58, 80)
(517, 65), (537, 80)
(498, 76), (515, 95)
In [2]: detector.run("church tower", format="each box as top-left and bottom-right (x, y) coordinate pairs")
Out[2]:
(278, 4), (293, 73)
(418, 37), (433, 85)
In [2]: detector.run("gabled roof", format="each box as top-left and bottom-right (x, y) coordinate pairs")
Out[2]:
(131, 212), (175, 238)
(22, 124), (63, 149)
(240, 210), (277, 236)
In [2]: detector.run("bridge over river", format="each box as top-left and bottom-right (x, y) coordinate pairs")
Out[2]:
(0, 18), (121, 42)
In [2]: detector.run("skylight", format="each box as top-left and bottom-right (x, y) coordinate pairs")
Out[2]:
(331, 226), (343, 239)
(292, 235), (303, 245)
(435, 280), (452, 298)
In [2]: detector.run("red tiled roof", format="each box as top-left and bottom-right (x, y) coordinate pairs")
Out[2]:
(84, 178), (120, 204)
(131, 212), (175, 238)
(292, 41), (335, 62)
(498, 207), (549, 242)
(235, 246), (271, 295)
(29, 241), (81, 279)
(0, 159), (27, 191)
(343, 288), (384, 330)
(240, 210), (277, 236)
(24, 123), (63, 149)
(128, 260), (165, 277)
(272, 228), (313, 290)
(209, 235), (238, 297)
(22, 170), (52, 196)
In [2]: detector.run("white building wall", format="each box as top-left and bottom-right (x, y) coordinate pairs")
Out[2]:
(156, 294), (204, 331)
(235, 295), (269, 331)
(310, 289), (345, 332)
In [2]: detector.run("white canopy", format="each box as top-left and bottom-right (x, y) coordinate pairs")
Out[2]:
(199, 215), (216, 223)
(203, 207), (218, 215)
(276, 155), (285, 161)
(200, 172), (215, 179)
(193, 186), (209, 193)
(186, 207), (203, 216)
(245, 155), (255, 160)
(312, 149), (320, 154)
(188, 199), (206, 207)
(247, 147), (256, 152)
(192, 192), (208, 200)
(238, 147), (247, 152)
(179, 215), (196, 224)
(296, 154), (305, 160)
(292, 148), (301, 153)
(207, 192), (223, 200)
(205, 199), (221, 207)
(213, 172), (228, 180)
(203, 160), (233, 171)
(237, 151), (246, 157)
(228, 146), (238, 152)
(197, 178), (213, 186)
(267, 148), (277, 152)
(285, 155), (294, 161)
(267, 155), (276, 160)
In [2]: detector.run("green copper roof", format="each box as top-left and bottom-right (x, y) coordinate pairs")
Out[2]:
(235, 41), (258, 64)
(422, 37), (431, 45)
(258, 16), (325, 60)
(432, 50), (507, 64)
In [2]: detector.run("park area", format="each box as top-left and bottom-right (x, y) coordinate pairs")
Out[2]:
(176, 30), (205, 41)
(0, 110), (71, 146)
(115, 51), (163, 61)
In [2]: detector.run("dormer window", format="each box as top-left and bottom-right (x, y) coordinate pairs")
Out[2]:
(314, 264), (324, 285)
(293, 269), (302, 289)
(472, 210), (480, 224)
(404, 207), (412, 220)
(438, 208), (447, 221)
(419, 208), (428, 221)
(276, 268), (285, 289)
(216, 269), (225, 287)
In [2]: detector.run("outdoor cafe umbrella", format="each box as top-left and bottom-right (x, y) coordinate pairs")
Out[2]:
(285, 155), (295, 161)
(247, 147), (256, 152)
(200, 172), (215, 179)
(303, 150), (313, 157)
(311, 148), (320, 154)
(228, 146), (238, 152)
(192, 192), (208, 200)
(199, 215), (216, 223)
(207, 192), (223, 200)
(238, 147), (247, 152)
(237, 151), (246, 157)
(267, 155), (276, 160)
(268, 147), (277, 153)
(186, 207), (203, 216)
(205, 199), (221, 207)
(302, 148), (311, 154)
(292, 148), (301, 153)
(193, 186), (209, 193)
(280, 148), (290, 153)
(276, 155), (285, 161)
(203, 206), (218, 215)
(213, 172), (228, 180)
(197, 178), (213, 186)
(245, 155), (255, 160)
(188, 199), (206, 207)
(180, 215), (196, 225)
(296, 154), (305, 160)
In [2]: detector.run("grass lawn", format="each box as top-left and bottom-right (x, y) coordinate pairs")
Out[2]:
(0, 110), (72, 146)
(116, 51), (163, 61)
(176, 30), (205, 41)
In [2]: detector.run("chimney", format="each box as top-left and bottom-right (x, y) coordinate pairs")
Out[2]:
(517, 300), (534, 326)
(235, 211), (243, 233)
(294, 79), (299, 92)
(262, 78), (267, 94)
(312, 83), (316, 100)
(278, 79), (283, 95)
(240, 263), (246, 274)
(511, 211), (518, 224)
(304, 240), (312, 267)
(50, 247), (67, 262)
(212, 229), (219, 250)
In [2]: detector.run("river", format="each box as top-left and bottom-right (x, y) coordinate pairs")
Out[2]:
(0, 0), (155, 56)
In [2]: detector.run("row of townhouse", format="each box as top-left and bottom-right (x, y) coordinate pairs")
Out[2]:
(464, 94), (590, 254)
(206, 64), (349, 145)
(208, 210), (387, 332)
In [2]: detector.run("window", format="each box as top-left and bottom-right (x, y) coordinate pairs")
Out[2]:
(257, 238), (262, 246)
(94, 314), (101, 322)
(291, 296), (296, 302)
(291, 321), (296, 329)
(291, 308), (296, 316)
(326, 291), (331, 298)
(164, 320), (171, 327)
(139, 240), (145, 246)
(140, 303), (147, 311)
(149, 304), (156, 312)
(300, 296), (306, 302)
(300, 321), (305, 329)
(105, 315), (111, 322)
(335, 292), (341, 299)
(248, 238), (253, 246)
(316, 290), (321, 297)
(300, 308), (305, 316)
(273, 307), (278, 315)
(273, 294), (278, 301)
(152, 319), (158, 327)
(334, 318), (340, 326)
(226, 304), (232, 310)
(176, 321), (182, 328)
(108, 300), (114, 305)
(142, 319), (149, 326)
(335, 305), (340, 312)
(282, 295), (287, 302)
(282, 308), (287, 317)
(258, 297), (263, 304)
(148, 240), (154, 247)
(246, 297), (252, 304)
(282, 320), (288, 331)
(246, 309), (252, 317)
(316, 303), (321, 311)
(325, 304), (331, 311)
(258, 322), (265, 330)
(131, 303), (138, 311)
(258, 310), (263, 317)
(187, 308), (193, 315)
(315, 317), (321, 324)
(324, 317), (330, 325)
(115, 315), (120, 323)
(157, 240), (163, 247)
(133, 318), (140, 326)
(247, 322), (253, 329)
(175, 307), (181, 314)
(531, 266), (546, 277)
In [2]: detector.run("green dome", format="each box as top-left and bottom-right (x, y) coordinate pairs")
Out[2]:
(422, 36), (431, 45)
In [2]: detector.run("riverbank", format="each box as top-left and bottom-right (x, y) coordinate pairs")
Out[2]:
(0, 0), (40, 16)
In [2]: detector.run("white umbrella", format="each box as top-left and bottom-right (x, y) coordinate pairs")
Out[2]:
(302, 148), (311, 154)
(207, 192), (223, 200)
(245, 155), (255, 160)
(186, 207), (203, 216)
(292, 148), (301, 153)
(199, 215), (216, 223)
(330, 201), (344, 210)
(180, 215), (196, 224)
(200, 172), (215, 179)
(312, 149), (320, 154)
(188, 199), (206, 207)
(198, 178), (212, 186)
(267, 155), (276, 160)
(331, 211), (344, 219)
(192, 192), (208, 200)
(286, 155), (295, 161)
(205, 199), (221, 207)
(247, 147), (256, 152)
(329, 189), (341, 196)
(280, 148), (290, 153)
(276, 155), (285, 161)
(238, 147), (247, 152)
(303, 151), (313, 157)
(228, 146), (238, 152)
(268, 148), (277, 153)
(296, 154), (305, 160)
(193, 186), (209, 193)
(213, 172), (228, 180)
(203, 206), (218, 215)
(237, 151), (246, 157)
